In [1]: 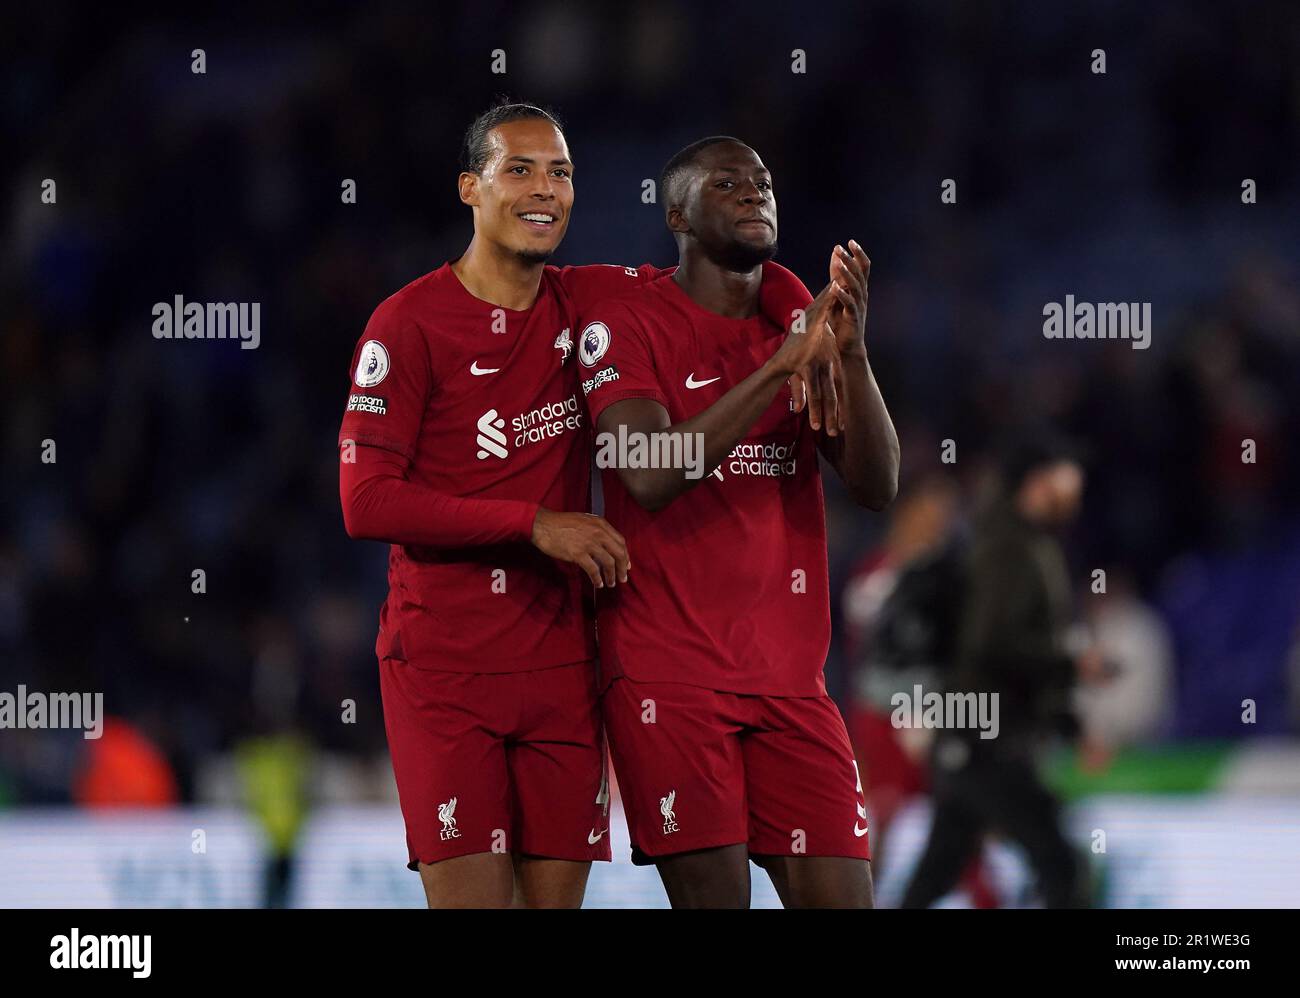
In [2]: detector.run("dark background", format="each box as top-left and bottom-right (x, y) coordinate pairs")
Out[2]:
(3, 1), (1299, 806)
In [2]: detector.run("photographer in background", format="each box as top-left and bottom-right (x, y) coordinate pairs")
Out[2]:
(900, 433), (1107, 908)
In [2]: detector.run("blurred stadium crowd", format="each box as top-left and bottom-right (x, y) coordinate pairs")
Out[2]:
(2, 2), (1299, 827)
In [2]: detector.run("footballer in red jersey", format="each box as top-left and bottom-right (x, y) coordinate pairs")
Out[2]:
(338, 106), (819, 908)
(580, 137), (900, 908)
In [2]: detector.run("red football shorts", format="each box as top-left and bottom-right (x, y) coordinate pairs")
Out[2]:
(379, 657), (612, 868)
(603, 677), (871, 863)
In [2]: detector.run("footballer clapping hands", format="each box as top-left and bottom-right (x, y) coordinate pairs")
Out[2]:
(784, 241), (872, 436)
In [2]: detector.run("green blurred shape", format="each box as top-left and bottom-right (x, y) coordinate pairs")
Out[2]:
(1046, 742), (1234, 799)
(235, 734), (312, 857)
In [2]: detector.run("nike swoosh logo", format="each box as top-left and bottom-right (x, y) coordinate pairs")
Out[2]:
(588, 828), (607, 844)
(470, 361), (500, 376)
(685, 373), (721, 389)
(854, 824), (869, 838)
(857, 802), (869, 820)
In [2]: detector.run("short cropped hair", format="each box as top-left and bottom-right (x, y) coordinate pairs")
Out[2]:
(659, 135), (743, 211)
(460, 100), (565, 174)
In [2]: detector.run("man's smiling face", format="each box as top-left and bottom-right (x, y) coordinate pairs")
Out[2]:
(460, 117), (574, 263)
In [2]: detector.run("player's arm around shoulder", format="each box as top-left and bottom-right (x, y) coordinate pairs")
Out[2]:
(555, 262), (668, 314)
(557, 259), (809, 329)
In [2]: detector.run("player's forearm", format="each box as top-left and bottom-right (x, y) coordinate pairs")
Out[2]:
(609, 358), (790, 512)
(340, 449), (538, 547)
(822, 349), (899, 510)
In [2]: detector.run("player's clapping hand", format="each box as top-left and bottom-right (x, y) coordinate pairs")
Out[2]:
(827, 241), (870, 357)
(531, 509), (630, 589)
(781, 251), (848, 435)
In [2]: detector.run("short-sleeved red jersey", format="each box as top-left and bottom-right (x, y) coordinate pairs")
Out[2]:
(580, 276), (830, 697)
(339, 260), (813, 675)
(339, 262), (660, 671)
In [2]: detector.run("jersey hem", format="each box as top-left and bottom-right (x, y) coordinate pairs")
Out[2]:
(385, 654), (597, 676)
(602, 670), (828, 700)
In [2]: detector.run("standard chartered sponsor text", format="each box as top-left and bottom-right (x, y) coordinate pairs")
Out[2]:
(725, 440), (798, 477)
(511, 395), (583, 447)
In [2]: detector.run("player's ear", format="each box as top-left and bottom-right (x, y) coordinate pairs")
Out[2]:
(666, 204), (689, 235)
(458, 171), (480, 207)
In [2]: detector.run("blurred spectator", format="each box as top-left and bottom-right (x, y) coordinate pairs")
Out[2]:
(843, 473), (1000, 905)
(235, 733), (312, 908)
(843, 475), (959, 841)
(1073, 570), (1175, 767)
(901, 433), (1097, 908)
(72, 717), (179, 807)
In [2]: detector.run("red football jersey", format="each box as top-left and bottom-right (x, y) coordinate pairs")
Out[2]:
(581, 276), (831, 697)
(339, 262), (661, 672)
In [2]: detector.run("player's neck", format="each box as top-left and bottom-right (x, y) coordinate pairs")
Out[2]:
(671, 256), (761, 319)
(452, 237), (545, 311)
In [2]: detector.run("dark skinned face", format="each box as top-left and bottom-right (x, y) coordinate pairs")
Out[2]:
(669, 141), (778, 271)
(458, 118), (574, 264)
